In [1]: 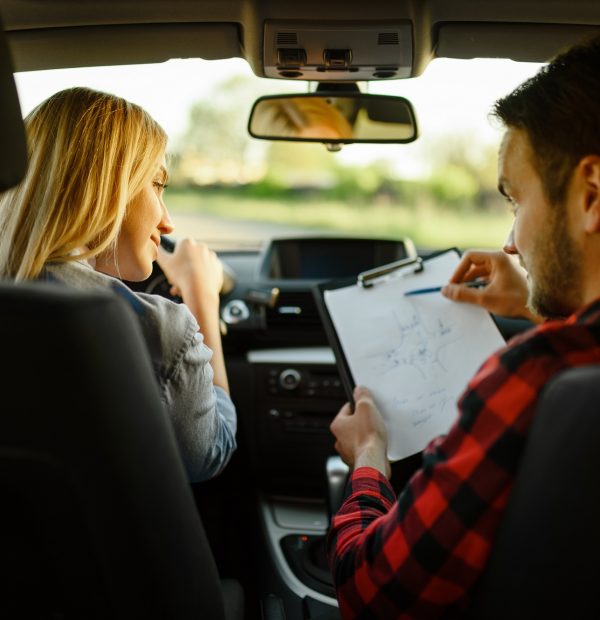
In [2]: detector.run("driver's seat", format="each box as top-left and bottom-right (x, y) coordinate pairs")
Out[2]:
(0, 11), (243, 620)
(0, 281), (245, 620)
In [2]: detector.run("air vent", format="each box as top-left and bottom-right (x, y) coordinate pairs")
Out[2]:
(265, 291), (322, 331)
(378, 32), (400, 45)
(276, 32), (299, 45)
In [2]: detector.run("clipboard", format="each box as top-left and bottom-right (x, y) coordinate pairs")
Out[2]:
(313, 248), (457, 409)
(313, 247), (506, 461)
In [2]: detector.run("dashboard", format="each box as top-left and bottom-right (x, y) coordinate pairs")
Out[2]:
(125, 235), (534, 607)
(128, 235), (532, 495)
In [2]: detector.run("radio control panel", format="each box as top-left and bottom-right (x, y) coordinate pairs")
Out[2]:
(244, 349), (348, 492)
(266, 366), (345, 399)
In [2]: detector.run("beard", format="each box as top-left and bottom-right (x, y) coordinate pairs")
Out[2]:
(527, 207), (583, 319)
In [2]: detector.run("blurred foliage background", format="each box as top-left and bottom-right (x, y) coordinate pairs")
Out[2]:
(166, 75), (511, 251)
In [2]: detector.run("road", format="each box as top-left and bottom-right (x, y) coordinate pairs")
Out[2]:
(169, 211), (334, 249)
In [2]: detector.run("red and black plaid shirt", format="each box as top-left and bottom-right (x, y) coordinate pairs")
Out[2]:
(327, 298), (600, 619)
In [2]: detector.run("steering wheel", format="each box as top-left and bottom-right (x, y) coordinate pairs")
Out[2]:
(140, 236), (235, 300)
(141, 236), (179, 299)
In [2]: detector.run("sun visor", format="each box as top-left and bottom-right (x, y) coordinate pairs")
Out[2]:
(436, 23), (600, 62)
(8, 23), (242, 72)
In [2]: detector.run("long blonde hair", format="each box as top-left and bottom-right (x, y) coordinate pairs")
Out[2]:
(0, 86), (167, 280)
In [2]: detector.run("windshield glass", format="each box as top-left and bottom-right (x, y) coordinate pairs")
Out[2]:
(15, 56), (543, 253)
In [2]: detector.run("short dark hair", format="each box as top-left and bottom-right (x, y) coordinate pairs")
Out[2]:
(493, 34), (600, 205)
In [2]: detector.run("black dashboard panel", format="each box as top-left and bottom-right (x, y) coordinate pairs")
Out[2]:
(260, 237), (413, 280)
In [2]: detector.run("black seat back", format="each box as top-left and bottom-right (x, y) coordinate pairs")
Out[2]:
(0, 282), (228, 619)
(465, 365), (600, 618)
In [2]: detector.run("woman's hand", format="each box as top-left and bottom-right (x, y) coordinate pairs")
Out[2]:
(157, 237), (224, 302)
(330, 386), (391, 479)
(441, 250), (541, 323)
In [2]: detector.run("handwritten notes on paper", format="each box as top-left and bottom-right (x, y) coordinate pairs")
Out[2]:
(323, 250), (505, 460)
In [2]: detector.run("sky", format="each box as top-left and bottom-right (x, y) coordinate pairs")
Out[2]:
(14, 56), (543, 178)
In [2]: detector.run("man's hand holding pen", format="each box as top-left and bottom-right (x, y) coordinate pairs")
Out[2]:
(440, 250), (543, 323)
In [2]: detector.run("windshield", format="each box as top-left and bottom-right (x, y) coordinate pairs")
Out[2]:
(15, 56), (543, 253)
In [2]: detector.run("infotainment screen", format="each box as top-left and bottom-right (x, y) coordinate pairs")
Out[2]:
(261, 237), (413, 280)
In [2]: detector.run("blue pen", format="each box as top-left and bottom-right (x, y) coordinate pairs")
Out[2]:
(404, 281), (487, 296)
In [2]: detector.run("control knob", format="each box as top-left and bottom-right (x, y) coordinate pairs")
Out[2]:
(278, 368), (302, 391)
(222, 299), (250, 325)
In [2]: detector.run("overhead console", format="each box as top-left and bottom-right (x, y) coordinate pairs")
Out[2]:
(263, 20), (413, 80)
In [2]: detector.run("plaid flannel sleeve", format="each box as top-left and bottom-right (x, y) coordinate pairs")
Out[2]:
(325, 322), (583, 619)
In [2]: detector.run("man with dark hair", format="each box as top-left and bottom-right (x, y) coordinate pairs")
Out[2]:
(327, 36), (600, 619)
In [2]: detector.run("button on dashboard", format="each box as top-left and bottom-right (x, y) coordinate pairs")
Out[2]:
(279, 368), (302, 390)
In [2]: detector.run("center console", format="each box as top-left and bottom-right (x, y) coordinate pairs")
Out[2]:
(221, 237), (415, 618)
(245, 347), (345, 493)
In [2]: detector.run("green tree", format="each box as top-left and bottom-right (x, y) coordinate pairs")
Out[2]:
(419, 132), (501, 210)
(263, 141), (340, 188)
(172, 75), (272, 184)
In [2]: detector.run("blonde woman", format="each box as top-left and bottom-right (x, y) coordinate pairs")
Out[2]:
(0, 87), (236, 483)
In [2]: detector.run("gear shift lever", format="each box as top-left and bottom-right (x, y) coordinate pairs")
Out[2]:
(274, 457), (349, 599)
(325, 455), (350, 525)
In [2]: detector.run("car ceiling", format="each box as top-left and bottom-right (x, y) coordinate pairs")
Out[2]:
(1, 0), (599, 78)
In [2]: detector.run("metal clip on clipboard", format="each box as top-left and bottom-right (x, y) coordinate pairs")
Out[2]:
(357, 256), (424, 289)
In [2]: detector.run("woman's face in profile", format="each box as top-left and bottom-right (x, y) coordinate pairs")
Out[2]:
(96, 155), (174, 281)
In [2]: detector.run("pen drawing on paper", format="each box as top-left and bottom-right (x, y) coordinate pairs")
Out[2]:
(368, 301), (458, 381)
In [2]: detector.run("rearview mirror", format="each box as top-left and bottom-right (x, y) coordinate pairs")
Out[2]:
(248, 93), (418, 145)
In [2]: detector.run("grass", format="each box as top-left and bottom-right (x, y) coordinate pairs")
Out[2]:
(166, 188), (513, 251)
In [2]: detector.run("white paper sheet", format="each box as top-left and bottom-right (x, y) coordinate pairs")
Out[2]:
(324, 250), (506, 460)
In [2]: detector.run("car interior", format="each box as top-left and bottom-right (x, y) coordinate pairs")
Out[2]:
(1, 1), (600, 619)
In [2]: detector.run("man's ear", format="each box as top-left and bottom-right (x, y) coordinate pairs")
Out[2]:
(579, 155), (600, 233)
